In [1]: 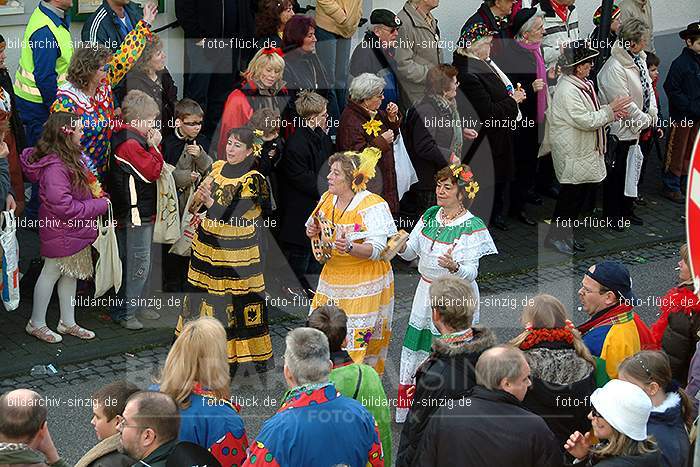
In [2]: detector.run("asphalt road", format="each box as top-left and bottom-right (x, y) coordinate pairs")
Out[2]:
(0, 241), (683, 466)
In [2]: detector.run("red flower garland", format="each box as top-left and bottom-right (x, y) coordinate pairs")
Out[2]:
(520, 327), (574, 350)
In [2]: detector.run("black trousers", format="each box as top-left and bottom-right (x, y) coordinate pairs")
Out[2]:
(603, 140), (635, 221)
(510, 126), (540, 214)
(548, 183), (596, 240)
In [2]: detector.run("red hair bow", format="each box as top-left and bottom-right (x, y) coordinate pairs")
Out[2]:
(262, 47), (284, 57)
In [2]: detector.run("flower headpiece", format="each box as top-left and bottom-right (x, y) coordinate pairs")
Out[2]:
(458, 21), (497, 49)
(350, 147), (382, 193)
(261, 47), (284, 57)
(449, 163), (480, 200)
(251, 129), (265, 157)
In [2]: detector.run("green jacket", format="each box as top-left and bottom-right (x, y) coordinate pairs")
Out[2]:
(130, 439), (177, 467)
(329, 351), (392, 467)
(0, 442), (71, 467)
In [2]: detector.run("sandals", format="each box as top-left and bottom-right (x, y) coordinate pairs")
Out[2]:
(26, 322), (63, 343)
(57, 321), (96, 340)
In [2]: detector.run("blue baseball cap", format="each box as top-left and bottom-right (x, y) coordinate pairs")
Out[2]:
(585, 261), (636, 303)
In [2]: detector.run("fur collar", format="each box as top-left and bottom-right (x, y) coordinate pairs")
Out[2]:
(651, 391), (681, 413)
(431, 326), (497, 357)
(74, 433), (125, 467)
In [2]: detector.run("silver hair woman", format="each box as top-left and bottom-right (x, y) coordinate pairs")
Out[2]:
(337, 72), (402, 213)
(597, 17), (657, 230)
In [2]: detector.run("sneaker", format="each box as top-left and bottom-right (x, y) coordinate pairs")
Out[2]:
(138, 308), (161, 320)
(26, 322), (62, 343)
(117, 317), (143, 330)
(57, 321), (95, 340)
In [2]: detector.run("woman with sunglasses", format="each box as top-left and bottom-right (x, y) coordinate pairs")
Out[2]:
(51, 3), (157, 182)
(565, 379), (660, 466)
(619, 351), (692, 467)
(394, 164), (496, 423)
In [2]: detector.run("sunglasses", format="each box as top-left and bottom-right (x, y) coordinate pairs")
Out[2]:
(182, 121), (203, 127)
(591, 407), (604, 419)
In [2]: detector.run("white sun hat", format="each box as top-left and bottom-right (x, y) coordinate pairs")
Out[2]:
(590, 379), (652, 441)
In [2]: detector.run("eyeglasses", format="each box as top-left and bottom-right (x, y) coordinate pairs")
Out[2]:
(580, 285), (610, 295)
(182, 121), (203, 127)
(117, 417), (150, 432)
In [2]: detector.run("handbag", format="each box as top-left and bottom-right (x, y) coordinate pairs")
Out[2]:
(93, 200), (122, 297)
(0, 210), (19, 311)
(169, 185), (205, 256)
(393, 131), (418, 200)
(153, 163), (181, 244)
(624, 140), (644, 197)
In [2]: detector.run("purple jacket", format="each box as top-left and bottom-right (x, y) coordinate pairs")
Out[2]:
(687, 341), (700, 420)
(21, 148), (109, 258)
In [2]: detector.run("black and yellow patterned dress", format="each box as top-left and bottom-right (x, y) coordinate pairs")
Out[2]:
(176, 159), (273, 369)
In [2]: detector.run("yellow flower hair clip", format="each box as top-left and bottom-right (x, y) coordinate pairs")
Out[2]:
(466, 181), (479, 199)
(251, 143), (263, 157)
(350, 147), (382, 193)
(254, 129), (265, 137)
(362, 118), (383, 138)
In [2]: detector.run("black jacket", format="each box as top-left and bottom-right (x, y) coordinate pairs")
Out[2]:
(278, 125), (333, 247)
(108, 126), (161, 225)
(114, 69), (178, 138)
(464, 3), (511, 61)
(414, 385), (563, 467)
(349, 31), (400, 105)
(0, 69), (26, 153)
(663, 47), (700, 121)
(283, 48), (332, 101)
(81, 0), (143, 49)
(396, 327), (496, 467)
(522, 344), (597, 448)
(453, 52), (517, 181)
(404, 94), (455, 192)
(579, 451), (662, 466)
(175, 0), (256, 39)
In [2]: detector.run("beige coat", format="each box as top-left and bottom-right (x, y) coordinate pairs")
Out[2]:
(618, 0), (655, 52)
(545, 75), (614, 184)
(314, 0), (363, 38)
(597, 41), (658, 141)
(173, 145), (213, 216)
(395, 1), (443, 109)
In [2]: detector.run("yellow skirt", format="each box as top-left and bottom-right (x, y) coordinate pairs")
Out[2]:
(312, 254), (394, 375)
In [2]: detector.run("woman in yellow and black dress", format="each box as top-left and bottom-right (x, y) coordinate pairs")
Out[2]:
(176, 126), (273, 373)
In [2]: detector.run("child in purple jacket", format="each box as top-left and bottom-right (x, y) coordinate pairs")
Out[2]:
(21, 112), (109, 343)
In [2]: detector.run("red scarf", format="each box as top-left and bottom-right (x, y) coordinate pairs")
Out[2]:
(520, 327), (574, 350)
(577, 303), (634, 335)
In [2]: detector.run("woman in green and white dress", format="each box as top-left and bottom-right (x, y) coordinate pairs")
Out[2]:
(395, 164), (497, 423)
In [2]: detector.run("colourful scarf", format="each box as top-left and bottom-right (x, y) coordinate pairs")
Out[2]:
(566, 75), (606, 155)
(517, 40), (548, 123)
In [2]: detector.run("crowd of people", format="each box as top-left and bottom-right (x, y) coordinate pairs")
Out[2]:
(0, 0), (699, 465)
(3, 254), (700, 466)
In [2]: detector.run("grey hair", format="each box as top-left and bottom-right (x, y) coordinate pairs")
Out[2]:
(619, 17), (650, 45)
(476, 345), (527, 390)
(349, 73), (386, 102)
(284, 328), (331, 385)
(515, 11), (545, 41)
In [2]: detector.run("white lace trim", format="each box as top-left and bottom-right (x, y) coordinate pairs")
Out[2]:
(315, 270), (394, 299)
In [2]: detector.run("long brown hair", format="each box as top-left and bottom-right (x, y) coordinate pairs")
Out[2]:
(30, 112), (89, 191)
(619, 350), (694, 430)
(591, 428), (657, 459)
(510, 294), (597, 367)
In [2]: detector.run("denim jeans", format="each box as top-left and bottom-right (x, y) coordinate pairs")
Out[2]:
(110, 222), (154, 321)
(314, 27), (352, 118)
(662, 171), (688, 194)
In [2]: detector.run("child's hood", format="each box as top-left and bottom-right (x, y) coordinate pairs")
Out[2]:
(20, 147), (64, 183)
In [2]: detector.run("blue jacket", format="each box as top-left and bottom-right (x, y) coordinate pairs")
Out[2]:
(81, 0), (143, 50)
(647, 392), (690, 467)
(15, 2), (70, 130)
(663, 47), (700, 121)
(244, 383), (384, 466)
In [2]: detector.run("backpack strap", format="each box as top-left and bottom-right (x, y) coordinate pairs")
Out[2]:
(352, 365), (364, 400)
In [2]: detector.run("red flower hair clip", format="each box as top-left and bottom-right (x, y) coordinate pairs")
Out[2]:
(262, 47), (284, 57)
